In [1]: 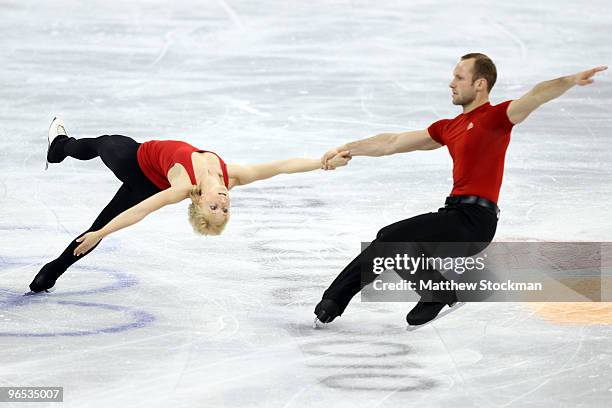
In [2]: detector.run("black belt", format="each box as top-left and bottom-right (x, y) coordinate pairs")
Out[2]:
(445, 195), (500, 217)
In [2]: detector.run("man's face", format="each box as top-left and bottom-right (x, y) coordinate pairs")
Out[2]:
(449, 58), (484, 106)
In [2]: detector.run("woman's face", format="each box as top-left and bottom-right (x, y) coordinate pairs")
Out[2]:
(199, 185), (230, 224)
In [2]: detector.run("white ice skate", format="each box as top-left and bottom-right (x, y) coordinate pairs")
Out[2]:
(45, 117), (68, 170)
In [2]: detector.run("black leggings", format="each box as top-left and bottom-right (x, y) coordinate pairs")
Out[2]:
(321, 204), (498, 313)
(30, 135), (160, 292)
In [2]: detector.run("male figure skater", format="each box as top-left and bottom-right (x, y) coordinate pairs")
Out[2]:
(314, 53), (607, 327)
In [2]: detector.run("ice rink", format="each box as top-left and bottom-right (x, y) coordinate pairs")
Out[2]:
(1, 0), (611, 406)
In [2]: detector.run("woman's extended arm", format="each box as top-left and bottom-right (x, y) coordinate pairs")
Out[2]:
(73, 187), (187, 256)
(229, 152), (350, 187)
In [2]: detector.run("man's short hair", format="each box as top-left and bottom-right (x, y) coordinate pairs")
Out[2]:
(461, 53), (497, 93)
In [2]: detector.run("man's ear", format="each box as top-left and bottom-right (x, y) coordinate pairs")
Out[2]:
(475, 78), (487, 92)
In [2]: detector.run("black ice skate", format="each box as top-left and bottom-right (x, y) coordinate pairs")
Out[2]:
(313, 299), (340, 328)
(27, 260), (64, 294)
(406, 300), (465, 331)
(24, 288), (55, 296)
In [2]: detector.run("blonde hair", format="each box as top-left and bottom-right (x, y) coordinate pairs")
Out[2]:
(188, 185), (229, 236)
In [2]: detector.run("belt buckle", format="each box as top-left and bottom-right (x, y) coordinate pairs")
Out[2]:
(446, 196), (460, 205)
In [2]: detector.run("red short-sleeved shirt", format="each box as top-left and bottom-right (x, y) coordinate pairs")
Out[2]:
(428, 101), (514, 204)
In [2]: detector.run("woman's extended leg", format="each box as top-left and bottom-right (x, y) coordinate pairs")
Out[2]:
(29, 183), (153, 292)
(31, 133), (161, 292)
(48, 134), (145, 187)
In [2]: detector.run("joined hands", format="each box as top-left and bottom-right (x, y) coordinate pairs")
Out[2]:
(321, 148), (352, 170)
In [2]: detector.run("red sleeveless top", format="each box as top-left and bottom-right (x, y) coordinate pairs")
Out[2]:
(136, 140), (229, 190)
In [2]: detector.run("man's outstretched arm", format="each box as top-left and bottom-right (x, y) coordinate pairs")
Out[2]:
(507, 65), (608, 125)
(321, 129), (441, 169)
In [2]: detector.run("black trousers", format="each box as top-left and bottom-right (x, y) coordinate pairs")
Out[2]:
(30, 135), (161, 292)
(321, 204), (498, 314)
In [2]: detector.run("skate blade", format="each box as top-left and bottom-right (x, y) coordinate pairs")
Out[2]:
(313, 317), (327, 329)
(406, 302), (466, 332)
(23, 288), (56, 296)
(45, 116), (56, 171)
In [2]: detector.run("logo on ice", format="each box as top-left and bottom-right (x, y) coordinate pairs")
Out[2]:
(372, 253), (487, 275)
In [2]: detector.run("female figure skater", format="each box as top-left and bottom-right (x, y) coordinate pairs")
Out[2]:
(29, 118), (350, 293)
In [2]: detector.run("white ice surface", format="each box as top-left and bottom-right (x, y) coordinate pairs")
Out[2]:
(1, 0), (611, 407)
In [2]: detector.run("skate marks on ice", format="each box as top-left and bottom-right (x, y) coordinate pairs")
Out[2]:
(273, 285), (440, 392)
(240, 187), (440, 393)
(290, 305), (443, 393)
(243, 184), (348, 307)
(301, 338), (438, 392)
(0, 258), (155, 337)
